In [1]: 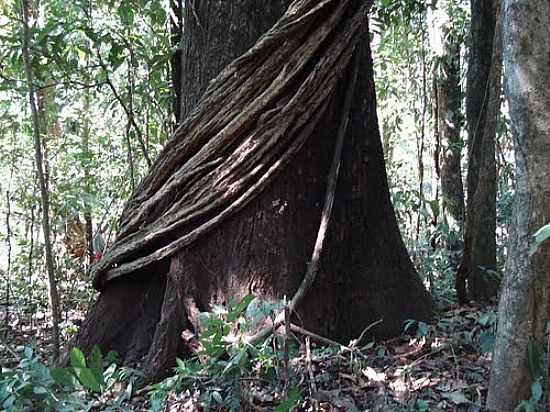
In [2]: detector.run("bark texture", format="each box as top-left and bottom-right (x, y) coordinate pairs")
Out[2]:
(76, 0), (432, 379)
(458, 0), (502, 303)
(169, 0), (183, 124)
(435, 23), (464, 233)
(487, 1), (550, 410)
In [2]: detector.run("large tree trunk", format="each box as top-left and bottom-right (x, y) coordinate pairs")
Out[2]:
(169, 0), (183, 124)
(457, 0), (502, 303)
(486, 1), (550, 410)
(76, 0), (432, 380)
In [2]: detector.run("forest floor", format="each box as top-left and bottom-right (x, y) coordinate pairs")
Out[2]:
(0, 303), (513, 411)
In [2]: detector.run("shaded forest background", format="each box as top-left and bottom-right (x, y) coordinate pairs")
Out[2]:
(0, 0), (545, 411)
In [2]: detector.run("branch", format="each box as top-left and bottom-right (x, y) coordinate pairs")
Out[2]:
(95, 45), (153, 167)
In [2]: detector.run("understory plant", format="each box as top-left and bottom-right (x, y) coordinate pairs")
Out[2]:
(0, 346), (140, 411)
(148, 295), (302, 412)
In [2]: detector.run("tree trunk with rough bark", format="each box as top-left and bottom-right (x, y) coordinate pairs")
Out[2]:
(169, 0), (183, 124)
(434, 13), (464, 239)
(75, 0), (432, 380)
(457, 0), (502, 304)
(486, 1), (550, 410)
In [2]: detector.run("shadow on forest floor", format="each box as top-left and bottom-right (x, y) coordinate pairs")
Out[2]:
(0, 304), (514, 411)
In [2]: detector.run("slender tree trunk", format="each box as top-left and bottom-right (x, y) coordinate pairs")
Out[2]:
(76, 0), (432, 380)
(416, 20), (427, 241)
(486, 1), (550, 410)
(170, 0), (183, 124)
(20, 0), (61, 360)
(4, 190), (12, 335)
(83, 73), (94, 269)
(457, 0), (502, 304)
(435, 30), (464, 232)
(27, 203), (36, 331)
(81, 1), (94, 269)
(4, 128), (17, 334)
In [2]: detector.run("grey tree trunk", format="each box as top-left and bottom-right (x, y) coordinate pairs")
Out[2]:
(458, 0), (502, 303)
(435, 20), (464, 235)
(169, 0), (183, 124)
(486, 1), (550, 410)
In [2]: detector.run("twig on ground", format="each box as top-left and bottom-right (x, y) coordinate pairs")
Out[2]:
(351, 319), (383, 349)
(288, 323), (369, 361)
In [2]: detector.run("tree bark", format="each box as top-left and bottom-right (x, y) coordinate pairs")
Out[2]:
(458, 0), (502, 304)
(486, 1), (550, 410)
(435, 28), (464, 231)
(76, 0), (432, 380)
(169, 0), (183, 124)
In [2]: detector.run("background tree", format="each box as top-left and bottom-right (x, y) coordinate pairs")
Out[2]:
(0, 0), (174, 358)
(74, 0), (432, 379)
(457, 0), (502, 304)
(20, 0), (61, 360)
(431, 0), (465, 240)
(487, 0), (550, 409)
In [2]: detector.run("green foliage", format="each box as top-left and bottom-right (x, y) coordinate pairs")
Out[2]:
(0, 346), (140, 411)
(515, 379), (543, 412)
(531, 223), (550, 256)
(148, 296), (301, 412)
(514, 336), (550, 411)
(275, 387), (301, 412)
(0, 0), (175, 361)
(404, 319), (430, 338)
(474, 309), (497, 355)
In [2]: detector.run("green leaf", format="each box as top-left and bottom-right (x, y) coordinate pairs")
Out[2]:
(105, 351), (119, 364)
(478, 332), (495, 354)
(211, 391), (223, 404)
(527, 339), (543, 379)
(23, 347), (33, 359)
(477, 310), (497, 327)
(530, 223), (550, 256)
(531, 379), (542, 402)
(227, 294), (254, 322)
(50, 367), (75, 389)
(428, 199), (440, 220)
(70, 347), (87, 369)
(3, 395), (15, 410)
(74, 367), (101, 392)
(416, 321), (429, 337)
(275, 387), (301, 412)
(32, 386), (49, 395)
(89, 346), (104, 385)
(118, 2), (135, 26)
(108, 43), (125, 70)
(515, 400), (536, 412)
(223, 349), (248, 375)
(403, 319), (415, 332)
(415, 399), (429, 411)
